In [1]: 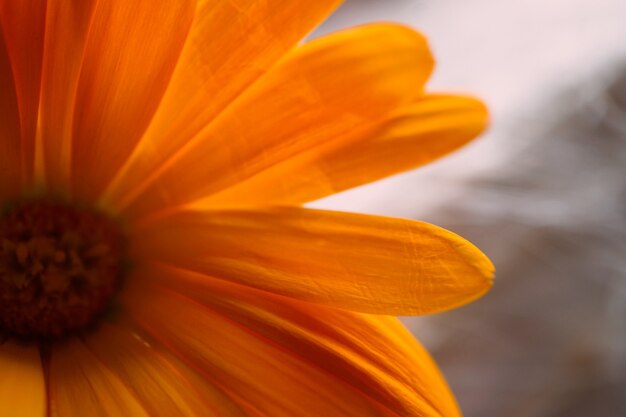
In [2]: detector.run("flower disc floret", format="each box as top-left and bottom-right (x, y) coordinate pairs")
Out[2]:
(0, 201), (125, 338)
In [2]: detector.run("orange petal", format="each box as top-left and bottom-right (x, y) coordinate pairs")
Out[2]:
(0, 27), (21, 200)
(68, 1), (196, 201)
(49, 338), (150, 417)
(206, 94), (489, 206)
(38, 0), (99, 190)
(108, 24), (434, 220)
(126, 264), (462, 416)
(123, 281), (421, 417)
(0, 0), (46, 186)
(82, 322), (248, 417)
(103, 0), (342, 209)
(134, 207), (494, 315)
(0, 341), (46, 417)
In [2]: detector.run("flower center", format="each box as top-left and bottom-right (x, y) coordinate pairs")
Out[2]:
(0, 200), (125, 338)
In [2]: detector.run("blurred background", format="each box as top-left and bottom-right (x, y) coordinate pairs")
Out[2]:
(312, 1), (626, 416)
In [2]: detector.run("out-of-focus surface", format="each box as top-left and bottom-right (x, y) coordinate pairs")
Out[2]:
(313, 1), (626, 416)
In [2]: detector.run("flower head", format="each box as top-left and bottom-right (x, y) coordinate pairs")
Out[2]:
(0, 1), (493, 416)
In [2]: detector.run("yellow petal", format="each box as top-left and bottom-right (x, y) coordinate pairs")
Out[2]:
(134, 207), (493, 315)
(0, 341), (46, 417)
(0, 0), (46, 186)
(123, 280), (422, 417)
(103, 0), (342, 208)
(108, 24), (434, 221)
(82, 322), (248, 417)
(206, 94), (488, 206)
(49, 338), (150, 417)
(67, 1), (196, 201)
(124, 266), (458, 417)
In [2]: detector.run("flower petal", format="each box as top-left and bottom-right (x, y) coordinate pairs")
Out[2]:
(206, 95), (488, 206)
(38, 0), (99, 190)
(68, 0), (196, 201)
(134, 207), (493, 315)
(124, 266), (458, 417)
(103, 0), (342, 207)
(0, 28), (21, 200)
(123, 279), (433, 417)
(0, 0), (46, 186)
(82, 322), (248, 417)
(49, 338), (150, 417)
(108, 24), (433, 220)
(0, 341), (46, 417)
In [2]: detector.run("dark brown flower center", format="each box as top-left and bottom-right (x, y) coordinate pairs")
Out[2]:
(0, 200), (125, 338)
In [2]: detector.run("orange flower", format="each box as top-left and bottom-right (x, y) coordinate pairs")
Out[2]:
(0, 2), (493, 416)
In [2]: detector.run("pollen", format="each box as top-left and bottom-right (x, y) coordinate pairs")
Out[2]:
(0, 200), (125, 338)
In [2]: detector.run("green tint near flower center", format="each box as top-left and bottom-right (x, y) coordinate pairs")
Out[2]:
(0, 200), (125, 338)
